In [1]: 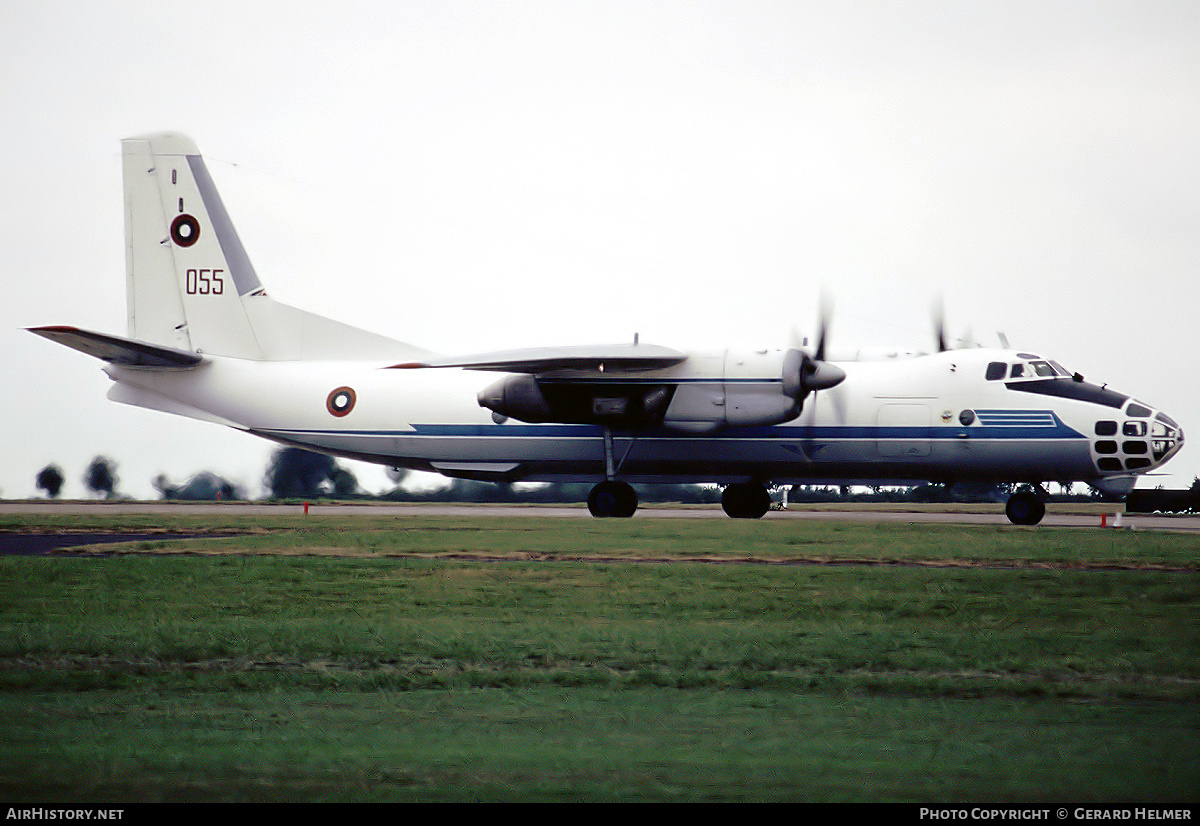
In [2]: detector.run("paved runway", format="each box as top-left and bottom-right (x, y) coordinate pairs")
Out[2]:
(2, 500), (1198, 532)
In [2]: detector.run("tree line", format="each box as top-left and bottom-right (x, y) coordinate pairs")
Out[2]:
(35, 457), (118, 500)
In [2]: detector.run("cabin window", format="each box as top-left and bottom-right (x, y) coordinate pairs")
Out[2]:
(986, 362), (1006, 380)
(1123, 421), (1147, 437)
(1095, 421), (1117, 436)
(1127, 403), (1151, 418)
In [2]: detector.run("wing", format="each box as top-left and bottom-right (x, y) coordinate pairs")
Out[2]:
(391, 342), (690, 429)
(29, 326), (204, 368)
(389, 342), (687, 373)
(391, 342), (841, 432)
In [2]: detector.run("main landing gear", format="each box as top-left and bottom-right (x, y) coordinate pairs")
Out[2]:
(1005, 488), (1047, 526)
(587, 479), (638, 518)
(721, 482), (771, 519)
(587, 427), (638, 517)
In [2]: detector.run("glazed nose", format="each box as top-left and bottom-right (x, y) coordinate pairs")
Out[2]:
(1150, 412), (1184, 466)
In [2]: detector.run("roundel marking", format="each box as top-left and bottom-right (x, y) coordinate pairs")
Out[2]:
(326, 386), (357, 417)
(170, 214), (201, 247)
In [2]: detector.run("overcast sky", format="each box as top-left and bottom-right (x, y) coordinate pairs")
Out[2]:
(2, 0), (1197, 499)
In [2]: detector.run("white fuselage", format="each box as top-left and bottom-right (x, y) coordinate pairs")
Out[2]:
(106, 345), (1184, 495)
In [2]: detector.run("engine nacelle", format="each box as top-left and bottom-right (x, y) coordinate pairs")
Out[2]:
(478, 346), (844, 430)
(724, 384), (800, 427)
(662, 349), (800, 430)
(478, 374), (674, 427)
(477, 374), (553, 422)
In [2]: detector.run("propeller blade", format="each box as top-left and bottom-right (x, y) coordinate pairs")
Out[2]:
(932, 299), (948, 352)
(814, 294), (832, 362)
(831, 384), (848, 424)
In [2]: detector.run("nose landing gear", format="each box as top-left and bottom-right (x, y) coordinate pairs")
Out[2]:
(1005, 488), (1046, 525)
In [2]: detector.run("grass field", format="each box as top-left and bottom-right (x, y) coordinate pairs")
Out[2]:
(1, 509), (1197, 802)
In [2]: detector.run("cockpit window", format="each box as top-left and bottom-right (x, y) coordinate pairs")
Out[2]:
(986, 362), (1006, 381)
(1127, 403), (1151, 418)
(1007, 360), (1068, 380)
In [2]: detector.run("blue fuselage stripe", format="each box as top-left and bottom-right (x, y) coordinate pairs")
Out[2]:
(263, 420), (1085, 443)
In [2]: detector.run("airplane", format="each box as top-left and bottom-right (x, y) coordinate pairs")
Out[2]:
(30, 132), (1186, 525)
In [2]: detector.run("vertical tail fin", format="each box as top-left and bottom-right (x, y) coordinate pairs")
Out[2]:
(123, 133), (265, 358)
(122, 132), (423, 361)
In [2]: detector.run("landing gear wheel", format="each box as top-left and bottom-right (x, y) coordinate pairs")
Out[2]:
(587, 480), (638, 518)
(721, 483), (771, 519)
(1005, 490), (1046, 525)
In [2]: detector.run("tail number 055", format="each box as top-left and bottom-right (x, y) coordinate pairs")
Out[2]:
(186, 268), (225, 295)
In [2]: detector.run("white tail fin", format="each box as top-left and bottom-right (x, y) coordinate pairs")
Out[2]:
(122, 132), (424, 361)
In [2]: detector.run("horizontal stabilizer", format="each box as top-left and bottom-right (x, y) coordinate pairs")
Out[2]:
(390, 343), (687, 373)
(29, 326), (203, 368)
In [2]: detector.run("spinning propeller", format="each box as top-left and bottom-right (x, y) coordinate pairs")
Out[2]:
(932, 298), (982, 352)
(783, 298), (846, 403)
